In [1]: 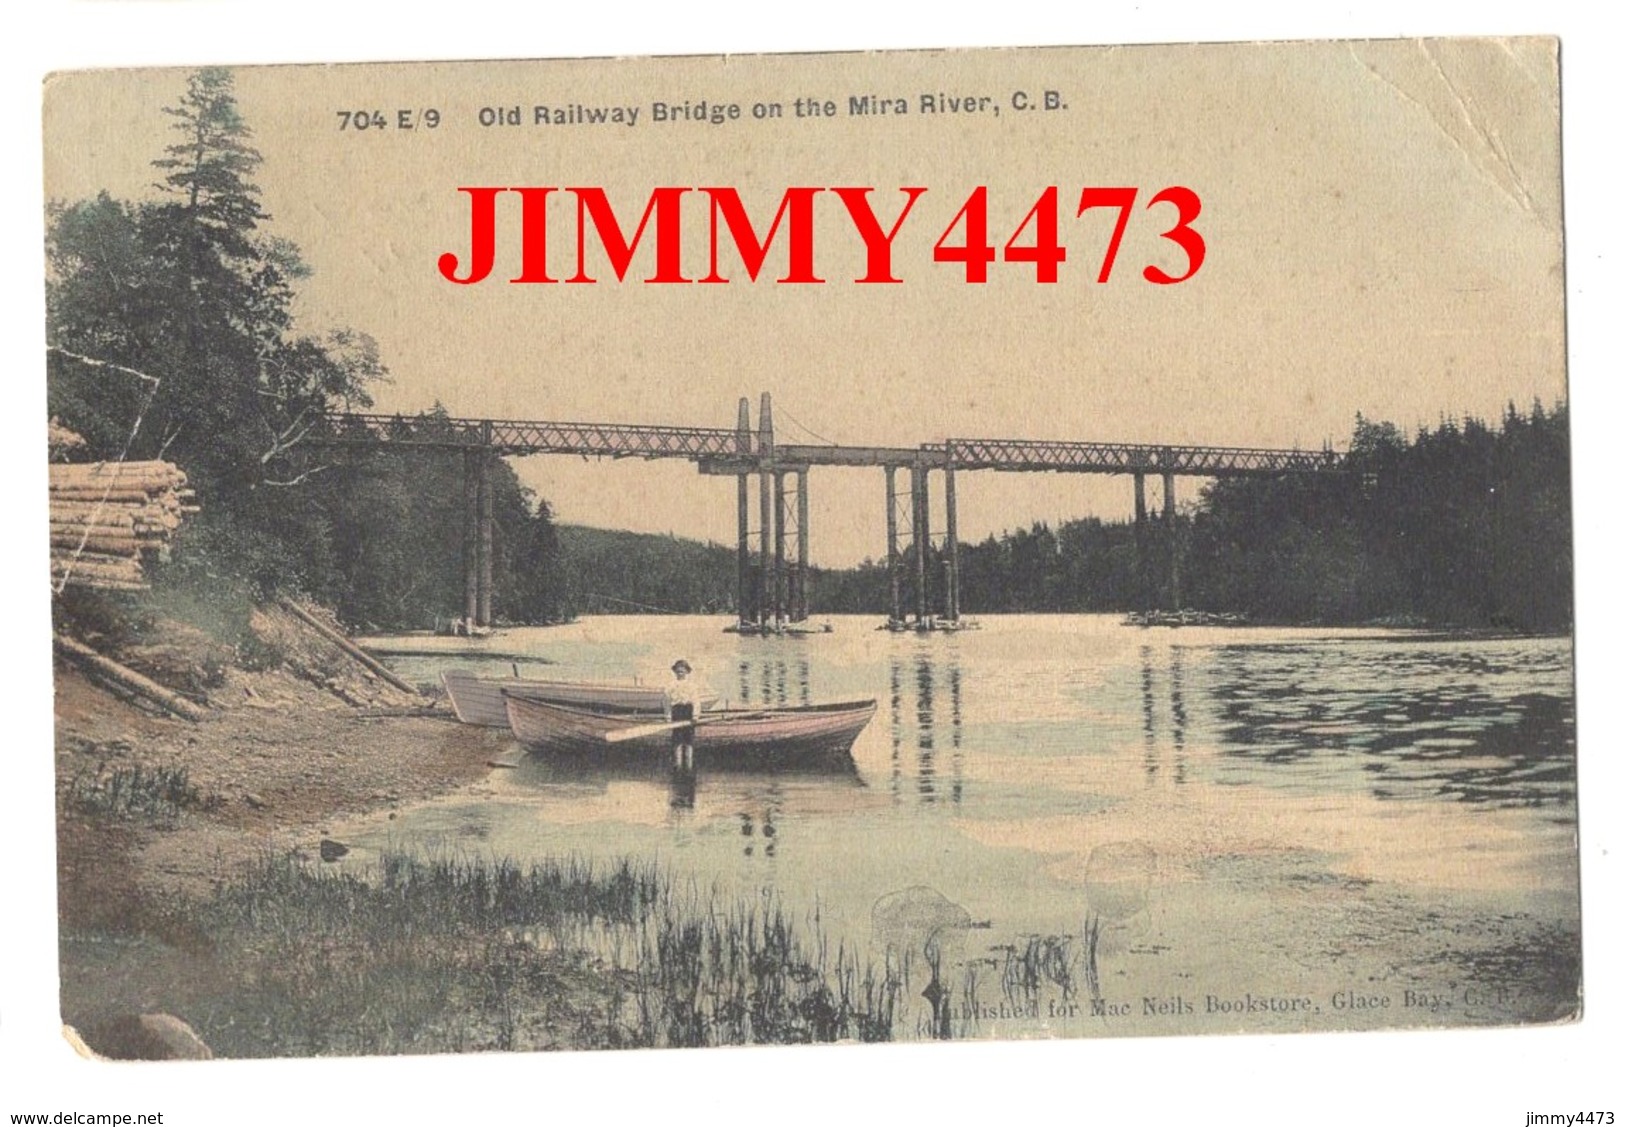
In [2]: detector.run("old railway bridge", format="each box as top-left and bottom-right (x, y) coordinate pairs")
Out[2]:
(313, 395), (1344, 631)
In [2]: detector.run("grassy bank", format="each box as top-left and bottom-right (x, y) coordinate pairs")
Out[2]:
(146, 849), (904, 1056)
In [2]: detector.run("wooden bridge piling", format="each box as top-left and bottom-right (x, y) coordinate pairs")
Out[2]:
(477, 448), (493, 628)
(462, 450), (479, 626)
(944, 462), (960, 623)
(913, 463), (931, 627)
(1163, 470), (1180, 610)
(796, 468), (810, 621)
(735, 397), (752, 626)
(780, 467), (793, 626)
(885, 465), (901, 626)
(460, 447), (495, 630)
(757, 469), (771, 625)
(736, 474), (752, 622)
(1134, 471), (1149, 615)
(758, 393), (775, 626)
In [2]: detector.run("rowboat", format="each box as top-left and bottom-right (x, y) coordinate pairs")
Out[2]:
(442, 669), (716, 727)
(502, 692), (877, 765)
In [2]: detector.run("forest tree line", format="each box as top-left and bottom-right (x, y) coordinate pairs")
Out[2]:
(46, 69), (563, 634)
(815, 404), (1570, 633)
(46, 69), (1572, 636)
(1184, 405), (1571, 631)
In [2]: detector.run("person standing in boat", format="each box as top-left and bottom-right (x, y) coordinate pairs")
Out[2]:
(663, 659), (704, 771)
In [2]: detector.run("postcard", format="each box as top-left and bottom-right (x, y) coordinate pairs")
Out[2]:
(40, 39), (1576, 1066)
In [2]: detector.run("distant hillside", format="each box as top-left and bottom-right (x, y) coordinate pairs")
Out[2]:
(556, 525), (738, 615)
(561, 393), (1574, 635)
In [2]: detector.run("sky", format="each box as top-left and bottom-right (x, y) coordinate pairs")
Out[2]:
(7, 4), (1618, 1125)
(40, 38), (1566, 565)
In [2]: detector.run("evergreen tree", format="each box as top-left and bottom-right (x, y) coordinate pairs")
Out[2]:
(48, 68), (380, 503)
(46, 69), (573, 629)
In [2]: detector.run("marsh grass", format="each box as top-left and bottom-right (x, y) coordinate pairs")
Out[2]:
(999, 934), (1079, 1002)
(988, 923), (1101, 1009)
(1083, 912), (1103, 999)
(621, 884), (900, 1047)
(64, 763), (219, 824)
(934, 918), (1106, 1033)
(183, 849), (902, 1056)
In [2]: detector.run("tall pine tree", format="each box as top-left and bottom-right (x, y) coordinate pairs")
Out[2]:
(49, 68), (379, 503)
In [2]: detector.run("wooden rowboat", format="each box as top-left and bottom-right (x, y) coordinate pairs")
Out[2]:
(442, 669), (715, 727)
(502, 692), (877, 765)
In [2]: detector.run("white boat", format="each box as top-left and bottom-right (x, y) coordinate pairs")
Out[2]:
(441, 669), (713, 727)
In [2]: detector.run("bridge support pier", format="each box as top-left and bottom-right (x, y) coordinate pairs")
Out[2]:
(736, 474), (752, 624)
(796, 469), (810, 621)
(757, 393), (776, 628)
(944, 462), (960, 624)
(913, 463), (931, 628)
(757, 468), (773, 626)
(773, 470), (788, 626)
(885, 466), (901, 626)
(735, 398), (753, 626)
(463, 451), (479, 626)
(1133, 471), (1149, 615)
(461, 449), (495, 629)
(1163, 471), (1180, 610)
(477, 452), (493, 628)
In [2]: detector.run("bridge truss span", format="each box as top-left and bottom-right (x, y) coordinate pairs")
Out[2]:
(316, 412), (750, 459)
(312, 400), (1347, 630)
(936, 438), (1344, 476)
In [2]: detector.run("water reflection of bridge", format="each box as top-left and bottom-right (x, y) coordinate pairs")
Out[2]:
(731, 654), (813, 709)
(889, 655), (964, 806)
(315, 394), (1343, 630)
(1139, 644), (1190, 788)
(722, 651), (965, 806)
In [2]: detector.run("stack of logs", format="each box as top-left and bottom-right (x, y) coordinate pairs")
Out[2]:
(49, 461), (198, 592)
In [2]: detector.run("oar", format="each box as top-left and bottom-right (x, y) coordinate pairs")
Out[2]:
(604, 718), (693, 743)
(603, 711), (771, 744)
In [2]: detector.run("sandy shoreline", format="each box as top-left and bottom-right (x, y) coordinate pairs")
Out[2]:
(52, 637), (907, 1056)
(53, 607), (512, 1041)
(56, 666), (504, 881)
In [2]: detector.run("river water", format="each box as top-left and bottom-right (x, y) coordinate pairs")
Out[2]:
(356, 614), (1580, 1041)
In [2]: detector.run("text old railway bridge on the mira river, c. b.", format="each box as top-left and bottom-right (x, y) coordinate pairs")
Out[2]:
(311, 394), (1345, 632)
